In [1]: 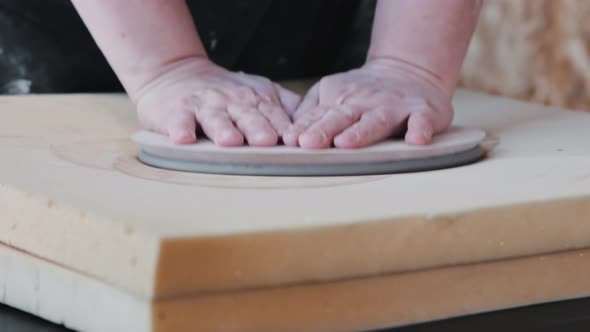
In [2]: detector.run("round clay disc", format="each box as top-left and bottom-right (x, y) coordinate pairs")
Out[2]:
(132, 126), (487, 176)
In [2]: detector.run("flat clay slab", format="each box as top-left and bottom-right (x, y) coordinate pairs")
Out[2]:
(132, 126), (488, 176)
(0, 87), (590, 305)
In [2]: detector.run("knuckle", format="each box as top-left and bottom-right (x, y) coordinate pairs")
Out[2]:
(206, 111), (230, 121)
(294, 106), (324, 122)
(389, 89), (406, 99)
(360, 87), (380, 98)
(335, 91), (350, 105)
(338, 106), (361, 122)
(195, 88), (229, 108)
(200, 110), (226, 123)
(179, 94), (201, 109)
(290, 123), (307, 133)
(314, 105), (331, 114)
(256, 92), (275, 104)
(206, 117), (230, 128)
(233, 86), (256, 100)
(258, 103), (281, 115)
(239, 106), (259, 116)
(238, 116), (264, 129)
(372, 109), (393, 124)
(228, 105), (258, 119)
(403, 95), (430, 109)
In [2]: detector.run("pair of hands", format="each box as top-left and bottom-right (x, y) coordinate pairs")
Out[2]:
(134, 57), (454, 149)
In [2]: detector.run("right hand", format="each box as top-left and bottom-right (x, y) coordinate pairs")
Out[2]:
(133, 57), (301, 146)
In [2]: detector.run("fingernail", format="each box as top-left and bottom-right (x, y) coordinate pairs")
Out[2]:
(299, 134), (318, 147)
(285, 132), (301, 146)
(300, 131), (328, 148)
(282, 132), (294, 144)
(251, 131), (277, 146)
(171, 131), (195, 143)
(318, 131), (328, 145)
(352, 131), (361, 142)
(406, 130), (431, 145)
(218, 130), (243, 146)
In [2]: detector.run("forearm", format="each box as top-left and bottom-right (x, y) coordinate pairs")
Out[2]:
(71, 0), (206, 99)
(367, 0), (482, 93)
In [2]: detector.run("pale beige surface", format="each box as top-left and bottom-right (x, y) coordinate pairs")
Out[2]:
(4, 241), (590, 332)
(1, 89), (590, 301)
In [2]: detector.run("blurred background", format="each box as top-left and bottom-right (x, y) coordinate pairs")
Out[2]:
(460, 0), (590, 112)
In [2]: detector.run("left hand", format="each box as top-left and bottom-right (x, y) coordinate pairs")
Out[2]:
(282, 58), (455, 149)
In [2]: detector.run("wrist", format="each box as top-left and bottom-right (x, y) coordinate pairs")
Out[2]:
(70, 0), (212, 102)
(363, 56), (454, 97)
(366, 0), (482, 97)
(128, 54), (219, 103)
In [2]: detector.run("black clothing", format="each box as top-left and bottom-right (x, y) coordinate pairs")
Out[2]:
(0, 0), (375, 94)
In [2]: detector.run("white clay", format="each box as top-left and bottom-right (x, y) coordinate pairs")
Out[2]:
(131, 126), (487, 165)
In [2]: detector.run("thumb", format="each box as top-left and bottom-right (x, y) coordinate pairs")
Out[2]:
(167, 110), (197, 144)
(292, 81), (320, 121)
(274, 83), (302, 116)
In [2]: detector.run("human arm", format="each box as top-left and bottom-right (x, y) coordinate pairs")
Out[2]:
(71, 0), (300, 146)
(284, 0), (482, 148)
(367, 0), (483, 95)
(70, 0), (206, 100)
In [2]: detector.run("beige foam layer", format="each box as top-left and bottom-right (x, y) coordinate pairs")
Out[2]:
(3, 242), (590, 332)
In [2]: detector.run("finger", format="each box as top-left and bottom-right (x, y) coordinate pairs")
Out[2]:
(258, 102), (293, 138)
(405, 112), (436, 145)
(298, 105), (364, 149)
(292, 82), (320, 121)
(195, 106), (244, 147)
(227, 104), (278, 146)
(232, 73), (281, 105)
(167, 110), (197, 144)
(274, 83), (302, 116)
(334, 107), (401, 148)
(282, 105), (328, 147)
(403, 97), (453, 145)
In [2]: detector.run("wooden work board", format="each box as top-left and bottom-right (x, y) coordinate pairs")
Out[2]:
(0, 83), (590, 332)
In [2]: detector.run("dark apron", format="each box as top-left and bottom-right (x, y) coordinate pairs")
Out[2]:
(0, 0), (375, 93)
